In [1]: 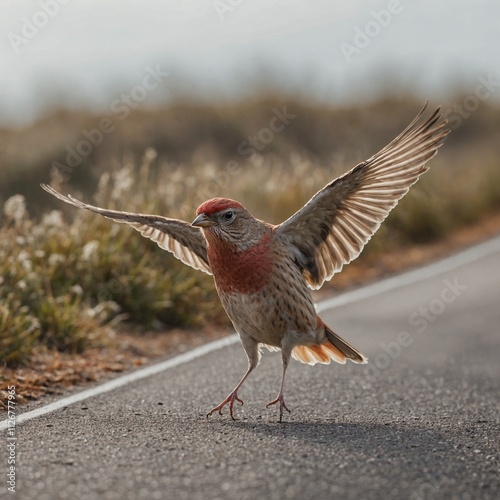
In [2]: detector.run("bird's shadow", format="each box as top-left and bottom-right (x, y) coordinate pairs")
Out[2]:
(222, 417), (449, 454)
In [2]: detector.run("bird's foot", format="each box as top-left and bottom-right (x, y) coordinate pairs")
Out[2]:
(266, 394), (290, 423)
(206, 391), (244, 420)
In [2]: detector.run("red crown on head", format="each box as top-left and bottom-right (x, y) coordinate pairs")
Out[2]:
(196, 198), (245, 216)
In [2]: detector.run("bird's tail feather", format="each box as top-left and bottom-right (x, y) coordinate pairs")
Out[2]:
(324, 324), (367, 364)
(291, 320), (368, 366)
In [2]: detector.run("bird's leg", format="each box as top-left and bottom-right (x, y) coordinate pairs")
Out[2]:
(206, 366), (253, 420)
(207, 334), (259, 420)
(266, 345), (292, 422)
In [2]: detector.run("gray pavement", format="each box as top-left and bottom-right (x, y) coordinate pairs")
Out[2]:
(7, 239), (500, 499)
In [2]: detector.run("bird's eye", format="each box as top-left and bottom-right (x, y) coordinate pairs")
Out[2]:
(224, 211), (234, 220)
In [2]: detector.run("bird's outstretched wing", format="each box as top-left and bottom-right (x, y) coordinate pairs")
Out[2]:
(40, 184), (212, 275)
(275, 103), (449, 289)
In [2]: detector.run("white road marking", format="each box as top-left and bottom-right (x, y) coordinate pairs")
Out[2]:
(0, 336), (239, 431)
(317, 235), (500, 312)
(2, 235), (499, 430)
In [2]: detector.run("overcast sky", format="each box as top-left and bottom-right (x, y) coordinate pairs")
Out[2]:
(1, 0), (499, 126)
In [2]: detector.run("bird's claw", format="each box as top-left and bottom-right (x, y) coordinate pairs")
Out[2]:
(266, 394), (290, 423)
(207, 391), (244, 420)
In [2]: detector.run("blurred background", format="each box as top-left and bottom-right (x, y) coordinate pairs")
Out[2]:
(1, 0), (499, 369)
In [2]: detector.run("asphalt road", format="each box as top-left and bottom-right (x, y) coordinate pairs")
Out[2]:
(6, 238), (500, 500)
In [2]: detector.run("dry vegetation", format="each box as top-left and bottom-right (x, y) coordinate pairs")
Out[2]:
(1, 95), (499, 381)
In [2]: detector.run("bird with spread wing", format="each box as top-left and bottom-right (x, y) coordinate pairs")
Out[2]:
(42, 104), (448, 422)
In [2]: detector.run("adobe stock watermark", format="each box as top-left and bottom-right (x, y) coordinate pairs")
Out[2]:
(177, 160), (243, 219)
(178, 106), (296, 218)
(51, 65), (168, 182)
(409, 478), (439, 500)
(213, 0), (244, 21)
(7, 0), (71, 53)
(340, 0), (406, 63)
(237, 106), (296, 155)
(443, 74), (500, 130)
(365, 277), (467, 378)
(6, 385), (17, 494)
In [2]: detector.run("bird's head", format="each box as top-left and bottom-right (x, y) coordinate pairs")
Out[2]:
(192, 198), (259, 246)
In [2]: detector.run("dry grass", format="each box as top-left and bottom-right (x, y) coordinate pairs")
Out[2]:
(1, 95), (499, 369)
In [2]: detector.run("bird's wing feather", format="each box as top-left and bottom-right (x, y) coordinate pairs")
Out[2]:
(275, 104), (449, 289)
(41, 184), (212, 275)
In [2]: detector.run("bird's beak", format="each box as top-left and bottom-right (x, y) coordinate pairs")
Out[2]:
(191, 213), (216, 228)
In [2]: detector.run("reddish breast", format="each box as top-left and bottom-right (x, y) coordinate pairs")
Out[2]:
(206, 231), (272, 294)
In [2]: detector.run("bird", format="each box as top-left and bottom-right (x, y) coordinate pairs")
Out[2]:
(41, 103), (448, 422)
